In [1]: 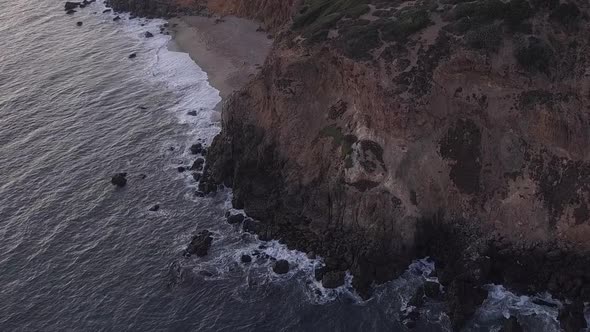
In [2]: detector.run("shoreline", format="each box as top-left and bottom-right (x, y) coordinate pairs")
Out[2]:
(167, 15), (272, 103)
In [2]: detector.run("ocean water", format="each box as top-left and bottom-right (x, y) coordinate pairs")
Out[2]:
(0, 1), (567, 331)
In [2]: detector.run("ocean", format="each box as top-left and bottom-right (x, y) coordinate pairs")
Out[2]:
(0, 0), (568, 331)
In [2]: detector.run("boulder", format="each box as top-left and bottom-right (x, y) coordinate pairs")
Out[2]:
(149, 204), (159, 212)
(184, 230), (213, 257)
(559, 301), (587, 332)
(192, 172), (201, 181)
(190, 158), (205, 171)
(64, 2), (80, 11)
(499, 316), (523, 332)
(242, 218), (257, 233)
(227, 213), (245, 224)
(113, 16), (120, 21)
(322, 270), (345, 288)
(66, 9), (76, 14)
(273, 259), (290, 274)
(128, 53), (136, 59)
(423, 280), (441, 299)
(76, 21), (83, 26)
(241, 255), (252, 263)
(111, 173), (127, 187)
(144, 31), (154, 38)
(314, 266), (327, 281)
(190, 143), (202, 154)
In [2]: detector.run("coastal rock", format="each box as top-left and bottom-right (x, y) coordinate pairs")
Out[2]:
(64, 2), (80, 11)
(190, 158), (205, 171)
(110, 173), (127, 187)
(241, 254), (252, 263)
(423, 280), (441, 299)
(321, 271), (345, 288)
(148, 204), (159, 212)
(144, 31), (154, 38)
(242, 218), (257, 233)
(227, 213), (245, 224)
(113, 16), (120, 21)
(559, 301), (587, 332)
(272, 259), (289, 274)
(499, 316), (523, 332)
(184, 230), (213, 257)
(192, 172), (201, 182)
(189, 143), (202, 154)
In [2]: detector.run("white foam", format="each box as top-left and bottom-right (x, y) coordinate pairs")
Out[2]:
(468, 284), (561, 331)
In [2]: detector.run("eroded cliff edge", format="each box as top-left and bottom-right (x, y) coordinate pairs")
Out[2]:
(109, 0), (590, 328)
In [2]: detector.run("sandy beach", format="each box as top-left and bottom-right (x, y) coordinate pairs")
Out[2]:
(168, 15), (272, 102)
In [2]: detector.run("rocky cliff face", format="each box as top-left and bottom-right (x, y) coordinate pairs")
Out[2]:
(108, 0), (590, 328)
(199, 0), (590, 327)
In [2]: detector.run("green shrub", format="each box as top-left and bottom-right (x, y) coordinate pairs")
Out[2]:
(505, 0), (533, 27)
(549, 2), (581, 26)
(381, 9), (432, 41)
(465, 24), (503, 51)
(342, 24), (382, 60)
(515, 37), (553, 73)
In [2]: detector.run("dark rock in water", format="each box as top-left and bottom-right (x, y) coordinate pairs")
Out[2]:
(194, 191), (205, 197)
(128, 53), (136, 59)
(129, 15), (137, 19)
(190, 143), (202, 154)
(149, 204), (160, 212)
(241, 255), (252, 263)
(138, 106), (147, 110)
(423, 280), (441, 299)
(144, 31), (154, 38)
(201, 148), (207, 156)
(64, 2), (80, 10)
(532, 298), (559, 308)
(273, 259), (289, 274)
(198, 270), (213, 277)
(113, 16), (120, 21)
(111, 173), (127, 187)
(187, 110), (197, 116)
(79, 4), (85, 8)
(66, 9), (76, 14)
(559, 301), (587, 332)
(184, 230), (213, 257)
(138, 174), (147, 179)
(314, 266), (326, 281)
(177, 166), (186, 173)
(499, 316), (523, 332)
(102, 8), (111, 13)
(227, 213), (245, 224)
(242, 218), (257, 233)
(191, 158), (205, 171)
(192, 172), (201, 181)
(76, 21), (83, 26)
(322, 271), (345, 288)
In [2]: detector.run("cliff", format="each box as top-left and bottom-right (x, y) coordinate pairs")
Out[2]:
(108, 0), (590, 328)
(199, 0), (590, 327)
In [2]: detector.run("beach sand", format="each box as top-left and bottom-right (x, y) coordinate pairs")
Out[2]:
(168, 16), (272, 102)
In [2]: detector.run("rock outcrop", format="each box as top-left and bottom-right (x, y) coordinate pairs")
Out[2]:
(199, 0), (590, 327)
(107, 0), (590, 327)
